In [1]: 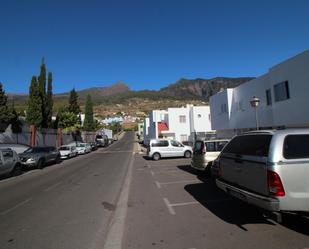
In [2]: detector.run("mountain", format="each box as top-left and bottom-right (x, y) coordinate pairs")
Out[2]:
(159, 77), (255, 100)
(9, 77), (255, 114)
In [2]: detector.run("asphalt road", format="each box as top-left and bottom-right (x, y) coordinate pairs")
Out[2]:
(123, 154), (309, 249)
(0, 132), (134, 249)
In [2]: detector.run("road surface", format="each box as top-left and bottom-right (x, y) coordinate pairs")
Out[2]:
(0, 132), (134, 249)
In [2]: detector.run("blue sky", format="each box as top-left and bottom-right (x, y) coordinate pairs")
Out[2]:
(1, 0), (308, 94)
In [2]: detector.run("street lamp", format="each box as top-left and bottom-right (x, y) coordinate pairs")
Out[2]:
(250, 96), (260, 130)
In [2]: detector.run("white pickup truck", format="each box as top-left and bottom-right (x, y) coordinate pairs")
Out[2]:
(0, 148), (22, 177)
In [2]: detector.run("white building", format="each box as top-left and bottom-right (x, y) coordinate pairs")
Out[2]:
(210, 49), (309, 138)
(144, 105), (213, 144)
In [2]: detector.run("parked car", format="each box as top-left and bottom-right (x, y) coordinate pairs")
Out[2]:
(95, 134), (109, 147)
(59, 145), (78, 159)
(0, 148), (22, 177)
(89, 142), (98, 151)
(75, 143), (92, 155)
(216, 129), (309, 220)
(191, 139), (229, 173)
(19, 146), (61, 169)
(147, 139), (193, 161)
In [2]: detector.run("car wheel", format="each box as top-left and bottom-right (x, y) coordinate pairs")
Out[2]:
(10, 163), (23, 177)
(152, 153), (160, 161)
(55, 155), (61, 164)
(37, 159), (45, 169)
(184, 151), (192, 158)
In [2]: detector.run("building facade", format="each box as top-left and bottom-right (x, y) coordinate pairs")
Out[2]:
(210, 50), (309, 138)
(144, 105), (213, 144)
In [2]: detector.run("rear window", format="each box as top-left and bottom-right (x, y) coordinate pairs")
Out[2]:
(216, 141), (228, 151)
(194, 141), (203, 151)
(151, 140), (169, 147)
(222, 134), (272, 157)
(205, 142), (216, 152)
(284, 135), (309, 159)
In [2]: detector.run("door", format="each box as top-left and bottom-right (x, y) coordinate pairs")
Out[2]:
(170, 140), (184, 157)
(1, 150), (14, 174)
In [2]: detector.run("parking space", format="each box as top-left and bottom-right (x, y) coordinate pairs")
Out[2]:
(123, 153), (309, 249)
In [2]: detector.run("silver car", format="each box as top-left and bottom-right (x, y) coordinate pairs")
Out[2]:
(216, 129), (309, 219)
(0, 148), (22, 177)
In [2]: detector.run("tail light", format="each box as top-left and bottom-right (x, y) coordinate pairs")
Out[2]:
(200, 142), (206, 155)
(267, 170), (285, 197)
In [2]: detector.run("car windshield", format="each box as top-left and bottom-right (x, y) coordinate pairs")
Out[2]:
(60, 146), (70, 150)
(24, 147), (47, 153)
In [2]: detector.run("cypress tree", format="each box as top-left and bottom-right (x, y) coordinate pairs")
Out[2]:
(26, 76), (43, 126)
(83, 94), (94, 131)
(0, 82), (10, 130)
(68, 88), (80, 115)
(38, 58), (47, 127)
(46, 72), (53, 127)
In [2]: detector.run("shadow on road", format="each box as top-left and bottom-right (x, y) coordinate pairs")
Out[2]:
(184, 180), (276, 231)
(184, 179), (309, 235)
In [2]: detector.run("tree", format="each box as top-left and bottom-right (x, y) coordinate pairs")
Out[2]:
(26, 76), (43, 126)
(38, 59), (47, 127)
(9, 102), (22, 133)
(0, 82), (12, 131)
(57, 109), (80, 132)
(46, 72), (53, 127)
(83, 94), (94, 131)
(68, 88), (80, 115)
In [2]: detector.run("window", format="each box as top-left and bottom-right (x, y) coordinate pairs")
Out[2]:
(179, 115), (186, 123)
(2, 150), (13, 161)
(180, 134), (187, 141)
(283, 135), (309, 159)
(222, 135), (272, 157)
(205, 142), (216, 152)
(171, 140), (183, 147)
(266, 89), (272, 106)
(151, 140), (169, 147)
(216, 141), (229, 151)
(274, 81), (290, 102)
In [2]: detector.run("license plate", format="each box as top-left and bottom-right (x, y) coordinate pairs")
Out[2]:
(228, 189), (247, 202)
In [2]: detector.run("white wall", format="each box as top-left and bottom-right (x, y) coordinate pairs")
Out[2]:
(167, 107), (191, 141)
(190, 106), (212, 133)
(210, 49), (309, 136)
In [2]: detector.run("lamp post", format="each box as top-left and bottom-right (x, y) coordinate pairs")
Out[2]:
(250, 96), (260, 130)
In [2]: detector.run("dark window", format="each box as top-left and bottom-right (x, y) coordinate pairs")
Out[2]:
(171, 140), (183, 147)
(194, 141), (203, 152)
(222, 135), (272, 157)
(274, 81), (290, 102)
(283, 135), (309, 159)
(266, 89), (272, 106)
(216, 141), (229, 151)
(151, 140), (169, 147)
(205, 142), (216, 152)
(2, 150), (13, 160)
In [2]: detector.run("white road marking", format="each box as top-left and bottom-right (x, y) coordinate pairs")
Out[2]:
(150, 170), (154, 176)
(163, 197), (176, 215)
(170, 201), (199, 207)
(102, 153), (135, 249)
(151, 169), (181, 174)
(159, 179), (200, 186)
(44, 182), (62, 192)
(155, 181), (161, 189)
(1, 198), (32, 215)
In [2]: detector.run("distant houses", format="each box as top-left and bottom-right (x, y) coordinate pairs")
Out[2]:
(143, 104), (214, 144)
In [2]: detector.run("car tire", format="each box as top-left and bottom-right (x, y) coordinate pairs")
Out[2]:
(10, 163), (22, 177)
(184, 151), (192, 158)
(55, 155), (61, 164)
(152, 153), (161, 161)
(37, 158), (45, 169)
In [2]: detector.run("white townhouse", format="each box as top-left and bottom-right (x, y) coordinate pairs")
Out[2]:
(143, 105), (213, 144)
(210, 49), (309, 138)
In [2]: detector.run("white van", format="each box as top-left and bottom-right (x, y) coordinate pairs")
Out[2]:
(147, 139), (193, 161)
